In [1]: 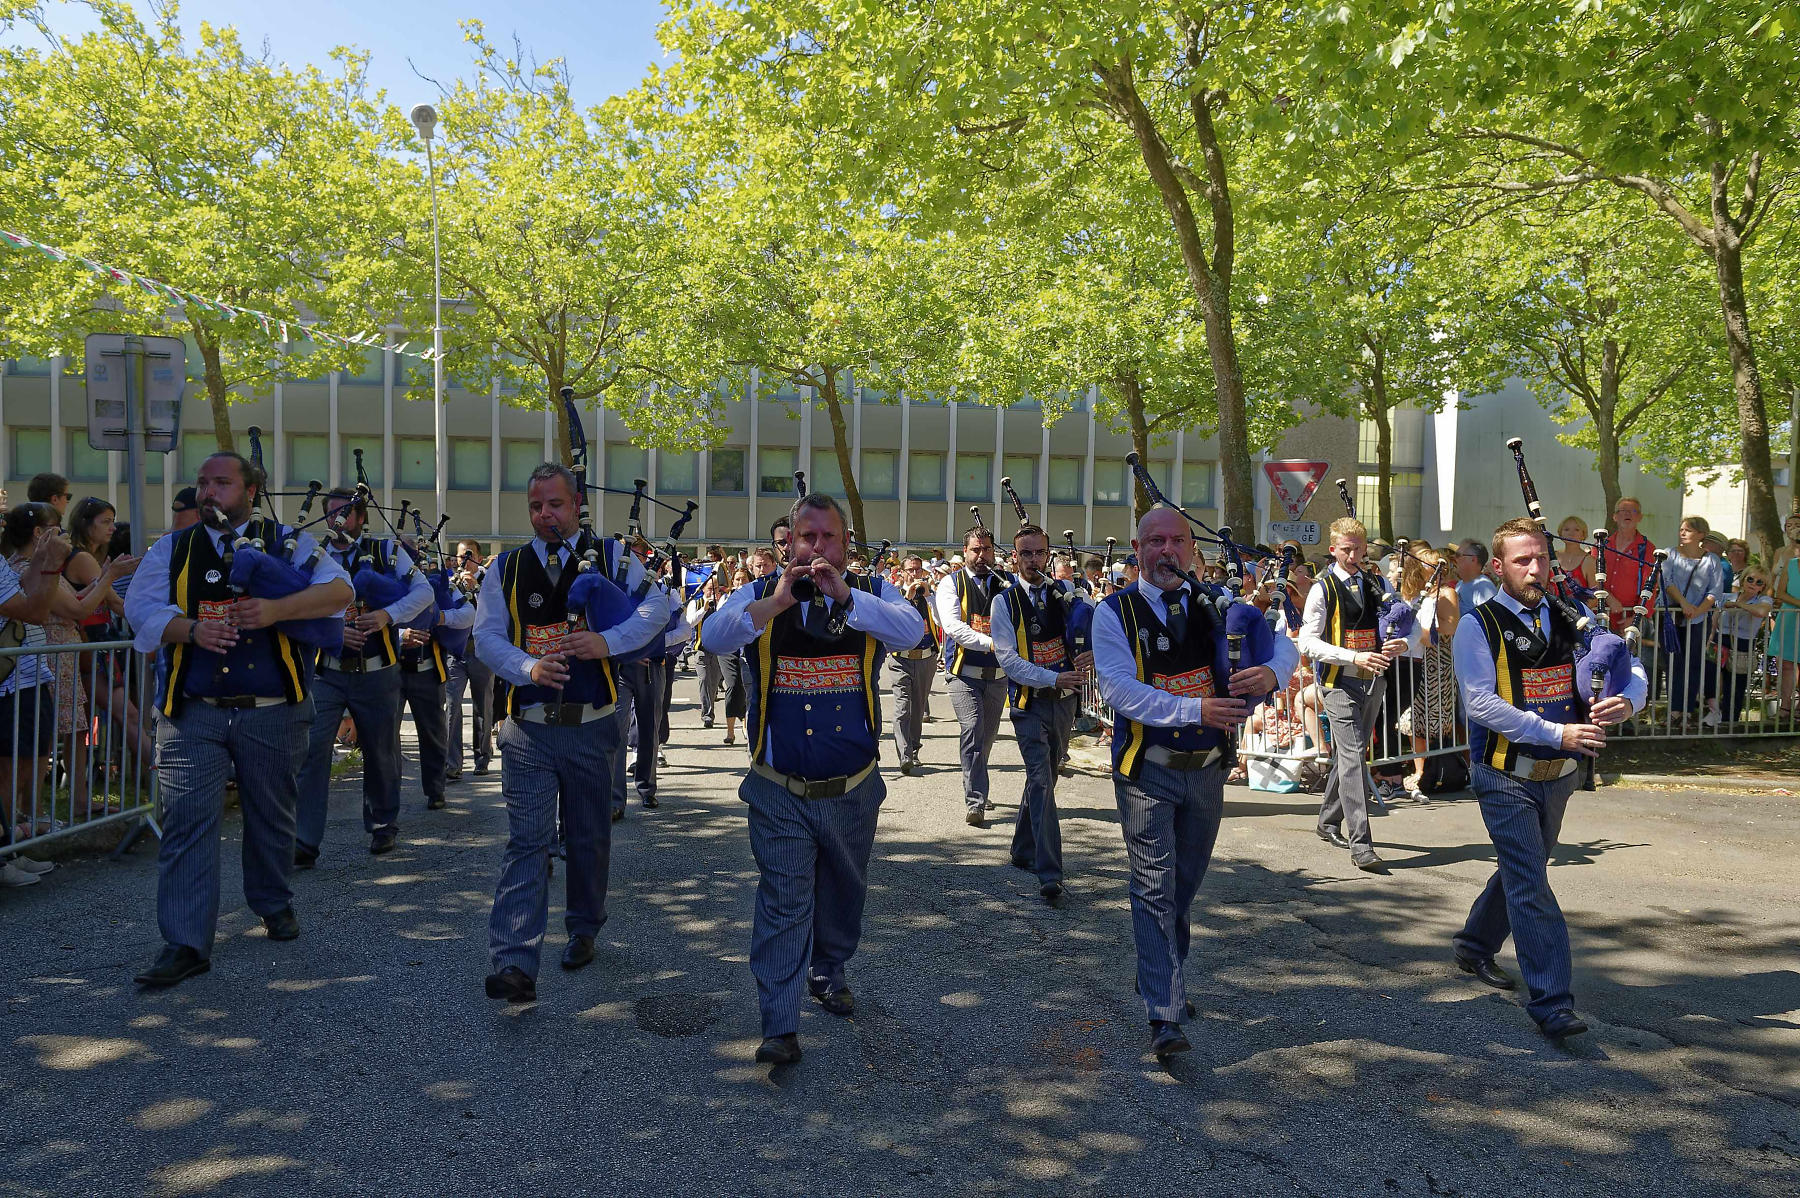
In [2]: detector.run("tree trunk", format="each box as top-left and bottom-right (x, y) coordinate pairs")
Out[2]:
(1121, 375), (1153, 519)
(546, 369), (573, 467)
(193, 326), (234, 452)
(1711, 230), (1782, 560)
(818, 368), (865, 543)
(1594, 339), (1624, 528)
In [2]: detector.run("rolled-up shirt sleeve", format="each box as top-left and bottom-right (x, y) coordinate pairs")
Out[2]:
(1092, 594), (1205, 729)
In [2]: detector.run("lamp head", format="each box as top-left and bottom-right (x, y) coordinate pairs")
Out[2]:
(410, 103), (439, 141)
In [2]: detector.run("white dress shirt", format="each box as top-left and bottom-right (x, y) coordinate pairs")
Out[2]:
(1298, 563), (1391, 666)
(991, 575), (1074, 691)
(125, 519), (351, 656)
(663, 587), (695, 651)
(934, 567), (1000, 655)
(699, 568), (925, 658)
(1453, 587), (1648, 748)
(328, 534), (434, 626)
(472, 537), (668, 688)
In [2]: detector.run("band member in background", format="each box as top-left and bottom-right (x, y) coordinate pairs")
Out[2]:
(1298, 517), (1410, 873)
(295, 488), (434, 862)
(1093, 509), (1285, 1058)
(473, 464), (666, 1003)
(888, 554), (939, 774)
(700, 492), (924, 1066)
(125, 453), (352, 987)
(990, 526), (1089, 902)
(444, 540), (493, 779)
(935, 526), (1010, 826)
(611, 543), (669, 820)
(395, 532), (475, 812)
(1452, 517), (1645, 1040)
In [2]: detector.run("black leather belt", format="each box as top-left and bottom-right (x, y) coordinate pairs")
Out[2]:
(319, 653), (391, 674)
(401, 657), (439, 674)
(199, 695), (287, 710)
(1144, 744), (1223, 771)
(752, 761), (877, 800)
(518, 701), (616, 726)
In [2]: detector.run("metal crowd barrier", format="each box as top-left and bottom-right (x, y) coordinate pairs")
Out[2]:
(2, 639), (158, 856)
(1620, 607), (1799, 738)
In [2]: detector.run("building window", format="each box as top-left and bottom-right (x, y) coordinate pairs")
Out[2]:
(140, 452), (166, 484)
(1181, 461), (1215, 508)
(1093, 458), (1126, 506)
(341, 436), (384, 488)
(289, 435), (329, 486)
(758, 447), (797, 496)
(4, 357), (53, 377)
(396, 438), (436, 489)
(606, 444), (649, 488)
(861, 450), (898, 500)
(180, 435), (217, 484)
(451, 440), (491, 490)
(66, 432), (108, 482)
(342, 345), (385, 385)
(955, 453), (992, 503)
(1002, 454), (1038, 503)
(908, 452), (944, 500)
(811, 450), (845, 497)
(659, 451), (698, 495)
(1047, 457), (1083, 505)
(709, 448), (746, 495)
(502, 441), (542, 490)
(8, 428), (51, 479)
(1355, 472), (1423, 542)
(1357, 413), (1425, 471)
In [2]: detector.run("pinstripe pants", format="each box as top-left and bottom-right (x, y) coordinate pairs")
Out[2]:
(1114, 758), (1225, 1024)
(1010, 693), (1077, 885)
(152, 700), (306, 955)
(887, 654), (936, 763)
(947, 673), (1006, 808)
(1454, 763), (1581, 1024)
(742, 765), (885, 1037)
(488, 715), (619, 977)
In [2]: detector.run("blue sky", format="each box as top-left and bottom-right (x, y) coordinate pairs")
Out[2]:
(26, 0), (672, 105)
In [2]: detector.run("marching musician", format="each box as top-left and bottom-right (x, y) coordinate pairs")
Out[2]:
(935, 525), (1010, 826)
(990, 524), (1089, 902)
(473, 464), (667, 1002)
(125, 453), (353, 987)
(699, 492), (923, 1066)
(443, 540), (493, 780)
(1451, 517), (1645, 1040)
(394, 532), (475, 813)
(691, 568), (725, 731)
(1297, 517), (1410, 872)
(611, 541), (668, 820)
(888, 553), (939, 775)
(1093, 508), (1292, 1058)
(294, 488), (433, 863)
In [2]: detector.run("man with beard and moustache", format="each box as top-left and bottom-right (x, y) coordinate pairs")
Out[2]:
(888, 554), (940, 775)
(935, 526), (1011, 825)
(990, 525), (1091, 902)
(294, 489), (434, 863)
(125, 453), (353, 986)
(474, 464), (667, 1002)
(1093, 508), (1290, 1058)
(1451, 517), (1644, 1041)
(700, 492), (923, 1066)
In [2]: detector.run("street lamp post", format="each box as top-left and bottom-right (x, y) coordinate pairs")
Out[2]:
(411, 103), (447, 527)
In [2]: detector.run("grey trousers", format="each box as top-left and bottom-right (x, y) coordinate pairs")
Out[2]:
(887, 654), (936, 763)
(1317, 676), (1385, 850)
(296, 664), (403, 856)
(698, 652), (723, 724)
(947, 673), (1006, 809)
(1115, 757), (1225, 1024)
(1010, 692), (1077, 884)
(397, 667), (448, 804)
(444, 651), (493, 770)
(612, 658), (663, 812)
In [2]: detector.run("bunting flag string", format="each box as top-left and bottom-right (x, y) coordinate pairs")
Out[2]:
(0, 228), (441, 362)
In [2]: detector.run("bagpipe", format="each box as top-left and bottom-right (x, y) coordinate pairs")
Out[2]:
(1332, 475), (1442, 650)
(1123, 453), (1275, 706)
(1502, 438), (1636, 709)
(1000, 476), (1093, 663)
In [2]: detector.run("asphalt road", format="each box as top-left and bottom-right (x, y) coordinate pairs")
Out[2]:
(4, 668), (1797, 1197)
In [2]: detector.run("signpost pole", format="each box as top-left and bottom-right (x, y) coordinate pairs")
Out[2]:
(124, 335), (148, 557)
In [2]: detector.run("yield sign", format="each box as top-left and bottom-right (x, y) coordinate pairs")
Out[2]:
(1263, 460), (1331, 520)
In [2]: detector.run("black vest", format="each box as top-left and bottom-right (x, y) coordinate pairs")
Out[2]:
(498, 532), (618, 716)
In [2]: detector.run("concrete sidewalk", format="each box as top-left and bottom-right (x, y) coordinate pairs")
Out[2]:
(3, 669), (1796, 1196)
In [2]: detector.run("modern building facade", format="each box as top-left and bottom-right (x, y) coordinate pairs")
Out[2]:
(1, 343), (1750, 555)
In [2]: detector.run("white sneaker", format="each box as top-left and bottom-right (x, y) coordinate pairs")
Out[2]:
(1700, 710), (1721, 728)
(6, 856), (53, 875)
(1, 861), (42, 887)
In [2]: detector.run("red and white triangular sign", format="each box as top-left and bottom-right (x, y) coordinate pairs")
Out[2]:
(1263, 460), (1331, 520)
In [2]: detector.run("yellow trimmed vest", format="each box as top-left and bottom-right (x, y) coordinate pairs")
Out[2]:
(495, 533), (619, 717)
(1468, 598), (1583, 772)
(335, 537), (403, 667)
(744, 572), (885, 779)
(1104, 585), (1234, 780)
(1316, 569), (1382, 688)
(948, 569), (1003, 673)
(159, 520), (308, 716)
(1003, 577), (1074, 712)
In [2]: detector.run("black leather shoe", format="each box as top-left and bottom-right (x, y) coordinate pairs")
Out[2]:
(561, 935), (595, 971)
(899, 758), (915, 776)
(813, 987), (854, 1017)
(293, 845), (318, 870)
(642, 794), (659, 810)
(135, 944), (210, 988)
(656, 750), (668, 767)
(755, 1033), (802, 1064)
(262, 908), (300, 942)
(1185, 999), (1197, 1018)
(1149, 1021), (1191, 1058)
(484, 966), (536, 1003)
(1454, 952), (1516, 990)
(965, 806), (985, 828)
(425, 795), (446, 811)
(1040, 882), (1064, 905)
(1351, 850), (1387, 873)
(445, 768), (462, 783)
(1538, 1009), (1589, 1039)
(702, 718), (714, 729)
(370, 832), (397, 855)
(472, 763), (491, 777)
(611, 807), (625, 823)
(1317, 825), (1351, 850)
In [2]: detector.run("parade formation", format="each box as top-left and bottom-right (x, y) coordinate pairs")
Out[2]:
(110, 420), (1654, 1066)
